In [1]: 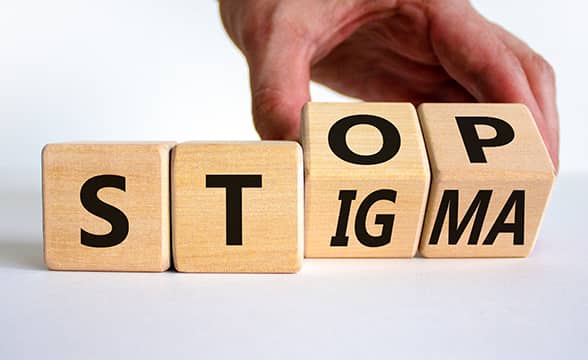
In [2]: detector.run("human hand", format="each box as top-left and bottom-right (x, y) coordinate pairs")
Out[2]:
(219, 0), (559, 170)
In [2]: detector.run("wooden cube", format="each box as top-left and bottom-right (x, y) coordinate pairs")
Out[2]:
(42, 143), (173, 271)
(171, 142), (303, 273)
(302, 103), (431, 258)
(418, 104), (556, 257)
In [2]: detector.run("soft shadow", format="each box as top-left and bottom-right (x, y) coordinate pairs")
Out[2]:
(0, 237), (44, 270)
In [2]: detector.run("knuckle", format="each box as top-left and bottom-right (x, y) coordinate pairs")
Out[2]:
(237, 3), (302, 56)
(240, 3), (310, 56)
(526, 51), (556, 82)
(241, 21), (274, 54)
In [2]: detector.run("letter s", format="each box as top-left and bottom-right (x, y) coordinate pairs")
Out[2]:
(80, 174), (129, 248)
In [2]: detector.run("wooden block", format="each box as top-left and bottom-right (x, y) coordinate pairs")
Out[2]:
(418, 104), (556, 257)
(42, 142), (173, 271)
(171, 142), (303, 273)
(302, 103), (431, 258)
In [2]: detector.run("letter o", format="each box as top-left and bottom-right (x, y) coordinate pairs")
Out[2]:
(328, 114), (401, 165)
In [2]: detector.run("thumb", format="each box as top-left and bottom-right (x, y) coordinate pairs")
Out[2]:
(247, 38), (311, 140)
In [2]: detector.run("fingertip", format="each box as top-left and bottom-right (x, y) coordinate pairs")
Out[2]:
(548, 137), (560, 174)
(252, 87), (305, 141)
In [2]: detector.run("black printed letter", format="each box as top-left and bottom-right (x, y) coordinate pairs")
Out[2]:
(330, 190), (357, 247)
(429, 190), (492, 245)
(328, 114), (401, 165)
(206, 174), (262, 246)
(80, 174), (129, 248)
(483, 190), (525, 245)
(354, 189), (397, 247)
(456, 116), (515, 163)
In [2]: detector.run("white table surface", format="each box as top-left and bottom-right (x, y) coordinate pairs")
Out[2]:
(1, 173), (586, 359)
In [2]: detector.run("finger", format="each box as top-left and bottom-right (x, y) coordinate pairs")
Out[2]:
(428, 2), (557, 170)
(429, 3), (533, 102)
(313, 62), (474, 104)
(312, 39), (451, 87)
(311, 42), (473, 102)
(247, 34), (311, 141)
(491, 24), (559, 171)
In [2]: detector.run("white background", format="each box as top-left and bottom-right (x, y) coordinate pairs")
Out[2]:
(0, 0), (586, 194)
(0, 1), (586, 359)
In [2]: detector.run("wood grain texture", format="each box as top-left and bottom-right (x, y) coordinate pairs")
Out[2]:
(302, 102), (430, 258)
(42, 142), (173, 271)
(171, 142), (303, 273)
(418, 103), (556, 257)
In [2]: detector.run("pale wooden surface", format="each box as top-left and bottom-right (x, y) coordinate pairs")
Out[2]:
(302, 102), (430, 258)
(418, 103), (555, 257)
(172, 141), (303, 273)
(42, 143), (172, 271)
